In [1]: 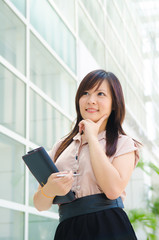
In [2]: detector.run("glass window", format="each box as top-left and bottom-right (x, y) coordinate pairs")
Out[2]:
(30, 89), (72, 149)
(125, 58), (143, 96)
(0, 133), (25, 204)
(30, 33), (76, 117)
(125, 33), (142, 74)
(9, 0), (26, 16)
(0, 207), (24, 240)
(29, 214), (58, 240)
(106, 50), (122, 81)
(0, 64), (26, 136)
(0, 1), (26, 75)
(107, 51), (146, 128)
(30, 0), (76, 73)
(100, 0), (106, 7)
(81, 0), (105, 37)
(53, 0), (75, 30)
(106, 0), (125, 42)
(106, 21), (127, 69)
(110, 0), (125, 16)
(29, 170), (39, 207)
(123, 4), (142, 60)
(126, 85), (146, 128)
(78, 5), (105, 68)
(105, 19), (125, 71)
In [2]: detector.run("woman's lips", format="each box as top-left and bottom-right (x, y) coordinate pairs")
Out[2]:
(86, 108), (98, 113)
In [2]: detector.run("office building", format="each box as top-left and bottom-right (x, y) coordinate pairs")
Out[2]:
(0, 0), (158, 239)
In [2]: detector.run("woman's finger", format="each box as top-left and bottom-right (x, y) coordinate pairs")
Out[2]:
(78, 121), (85, 134)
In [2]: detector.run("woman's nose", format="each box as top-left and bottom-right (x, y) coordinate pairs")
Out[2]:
(87, 94), (96, 104)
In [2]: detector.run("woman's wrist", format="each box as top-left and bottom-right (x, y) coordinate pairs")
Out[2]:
(40, 184), (56, 199)
(87, 135), (98, 144)
(41, 187), (55, 199)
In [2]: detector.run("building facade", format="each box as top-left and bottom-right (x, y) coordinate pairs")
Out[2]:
(0, 0), (158, 239)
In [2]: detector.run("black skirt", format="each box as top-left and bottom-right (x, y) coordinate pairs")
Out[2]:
(54, 207), (137, 240)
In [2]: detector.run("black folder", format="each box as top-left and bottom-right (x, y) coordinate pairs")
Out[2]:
(22, 146), (76, 204)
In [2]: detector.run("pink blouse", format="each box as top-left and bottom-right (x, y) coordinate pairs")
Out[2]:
(48, 131), (139, 201)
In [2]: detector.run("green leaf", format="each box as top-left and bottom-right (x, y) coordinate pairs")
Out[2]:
(148, 163), (159, 175)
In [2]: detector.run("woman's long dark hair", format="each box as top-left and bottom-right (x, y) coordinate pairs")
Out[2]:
(54, 70), (126, 161)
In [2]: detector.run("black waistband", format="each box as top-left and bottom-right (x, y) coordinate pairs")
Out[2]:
(59, 193), (124, 223)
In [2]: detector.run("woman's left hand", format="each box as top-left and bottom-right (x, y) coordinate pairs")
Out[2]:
(78, 115), (107, 142)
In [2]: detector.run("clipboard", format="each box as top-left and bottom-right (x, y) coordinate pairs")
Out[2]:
(22, 146), (76, 204)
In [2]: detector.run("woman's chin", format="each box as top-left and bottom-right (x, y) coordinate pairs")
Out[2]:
(89, 117), (100, 122)
(82, 115), (103, 123)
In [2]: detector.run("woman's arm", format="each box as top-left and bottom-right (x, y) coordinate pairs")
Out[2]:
(88, 136), (135, 200)
(33, 184), (54, 211)
(33, 171), (73, 211)
(79, 116), (135, 200)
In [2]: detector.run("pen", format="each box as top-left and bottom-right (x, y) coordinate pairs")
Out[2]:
(56, 173), (80, 177)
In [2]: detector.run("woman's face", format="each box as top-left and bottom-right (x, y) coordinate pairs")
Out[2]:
(79, 80), (113, 130)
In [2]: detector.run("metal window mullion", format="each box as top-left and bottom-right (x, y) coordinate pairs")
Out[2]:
(75, 0), (78, 80)
(99, 2), (145, 89)
(97, 0), (106, 12)
(124, 0), (143, 39)
(29, 25), (77, 82)
(29, 81), (74, 122)
(76, 0), (80, 82)
(0, 198), (59, 219)
(112, 0), (143, 62)
(4, 0), (28, 26)
(105, 43), (146, 111)
(106, 15), (145, 89)
(4, 0), (78, 83)
(48, 0), (76, 39)
(103, 0), (107, 70)
(0, 124), (27, 145)
(0, 55), (75, 122)
(24, 0), (30, 239)
(78, 0), (106, 45)
(0, 56), (27, 84)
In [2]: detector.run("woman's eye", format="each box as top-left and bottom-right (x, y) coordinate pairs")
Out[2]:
(83, 92), (89, 95)
(98, 92), (105, 96)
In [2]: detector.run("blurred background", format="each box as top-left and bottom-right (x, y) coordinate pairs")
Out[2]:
(0, 0), (159, 239)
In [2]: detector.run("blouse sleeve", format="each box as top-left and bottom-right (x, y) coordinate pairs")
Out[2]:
(114, 135), (140, 167)
(48, 138), (63, 163)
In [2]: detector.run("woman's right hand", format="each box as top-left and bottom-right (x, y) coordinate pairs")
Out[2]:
(34, 171), (74, 211)
(42, 171), (74, 197)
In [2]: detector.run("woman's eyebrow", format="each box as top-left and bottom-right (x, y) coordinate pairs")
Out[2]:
(95, 89), (107, 92)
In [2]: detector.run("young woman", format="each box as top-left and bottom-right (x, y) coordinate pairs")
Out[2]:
(34, 70), (140, 240)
